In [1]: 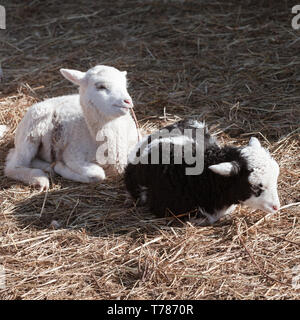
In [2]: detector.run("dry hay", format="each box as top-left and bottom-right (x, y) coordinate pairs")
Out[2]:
(0, 0), (299, 300)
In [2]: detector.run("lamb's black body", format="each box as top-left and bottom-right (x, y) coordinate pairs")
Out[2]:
(124, 119), (253, 221)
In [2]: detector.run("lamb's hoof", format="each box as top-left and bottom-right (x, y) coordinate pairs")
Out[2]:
(189, 217), (211, 227)
(124, 196), (144, 208)
(88, 174), (105, 183)
(33, 177), (50, 192)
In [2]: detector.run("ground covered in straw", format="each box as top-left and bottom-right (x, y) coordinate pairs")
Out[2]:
(0, 0), (299, 300)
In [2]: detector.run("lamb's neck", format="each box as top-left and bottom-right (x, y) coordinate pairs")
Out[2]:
(80, 100), (112, 140)
(85, 110), (110, 140)
(203, 146), (244, 211)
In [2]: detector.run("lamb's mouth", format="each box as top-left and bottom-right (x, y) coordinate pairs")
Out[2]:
(113, 105), (131, 110)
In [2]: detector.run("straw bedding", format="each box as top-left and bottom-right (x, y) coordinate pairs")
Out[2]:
(0, 0), (299, 299)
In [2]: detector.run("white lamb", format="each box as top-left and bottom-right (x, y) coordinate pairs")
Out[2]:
(5, 65), (140, 191)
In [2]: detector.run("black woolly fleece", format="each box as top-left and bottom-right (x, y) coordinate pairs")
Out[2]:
(124, 120), (254, 220)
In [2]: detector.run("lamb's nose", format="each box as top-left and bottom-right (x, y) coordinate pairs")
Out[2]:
(272, 205), (279, 211)
(124, 99), (133, 107)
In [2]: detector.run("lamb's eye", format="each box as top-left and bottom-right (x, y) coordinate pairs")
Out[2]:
(251, 184), (263, 197)
(96, 84), (107, 90)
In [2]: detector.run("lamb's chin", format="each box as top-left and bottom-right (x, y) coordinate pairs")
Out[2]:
(118, 110), (130, 118)
(120, 107), (130, 114)
(261, 206), (277, 214)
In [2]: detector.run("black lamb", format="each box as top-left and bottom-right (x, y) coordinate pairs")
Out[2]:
(124, 119), (280, 225)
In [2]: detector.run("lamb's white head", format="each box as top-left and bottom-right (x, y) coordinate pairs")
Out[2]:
(240, 137), (280, 213)
(209, 137), (280, 214)
(60, 65), (133, 118)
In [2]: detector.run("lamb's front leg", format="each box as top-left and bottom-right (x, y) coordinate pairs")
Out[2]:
(54, 161), (105, 183)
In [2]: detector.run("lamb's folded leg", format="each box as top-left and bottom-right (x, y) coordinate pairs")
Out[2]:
(191, 205), (237, 226)
(54, 161), (105, 183)
(5, 146), (49, 191)
(31, 158), (53, 174)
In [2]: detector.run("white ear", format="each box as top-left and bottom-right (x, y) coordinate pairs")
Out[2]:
(249, 137), (261, 148)
(209, 162), (237, 176)
(60, 68), (86, 86)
